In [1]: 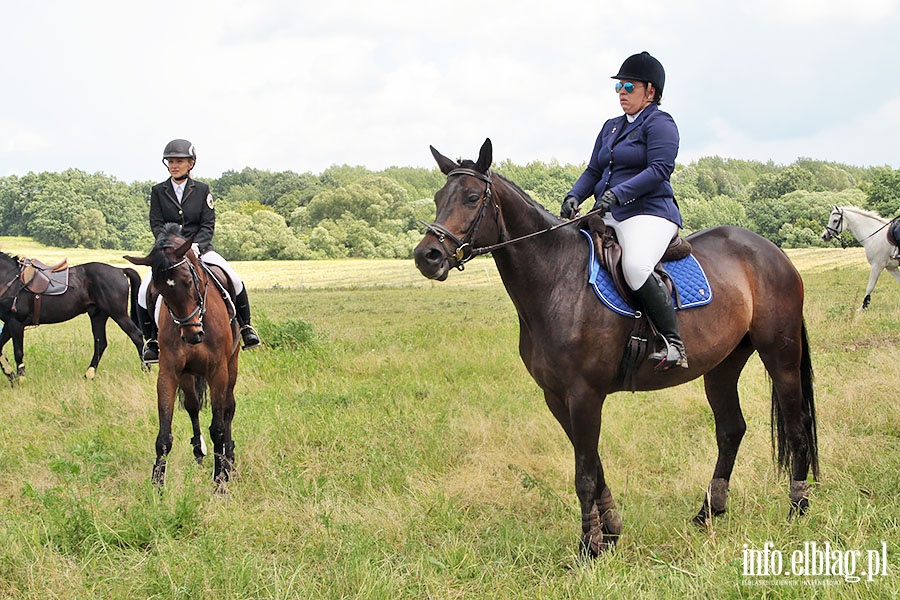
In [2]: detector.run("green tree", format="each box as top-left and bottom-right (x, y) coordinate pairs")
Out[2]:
(864, 170), (900, 217)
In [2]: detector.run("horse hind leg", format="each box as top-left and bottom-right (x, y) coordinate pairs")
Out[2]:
(760, 325), (818, 518)
(693, 341), (754, 526)
(85, 311), (109, 380)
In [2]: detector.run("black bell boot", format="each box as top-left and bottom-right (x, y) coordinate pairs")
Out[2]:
(633, 272), (688, 372)
(235, 288), (261, 349)
(137, 304), (159, 364)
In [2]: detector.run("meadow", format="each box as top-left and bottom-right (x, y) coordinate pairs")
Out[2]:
(0, 238), (898, 599)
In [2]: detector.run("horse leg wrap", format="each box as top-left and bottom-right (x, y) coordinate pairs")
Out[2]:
(708, 478), (729, 515)
(581, 486), (621, 557)
(789, 480), (810, 515)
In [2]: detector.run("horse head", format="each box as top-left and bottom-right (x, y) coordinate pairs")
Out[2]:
(821, 205), (844, 242)
(125, 224), (207, 345)
(414, 138), (502, 280)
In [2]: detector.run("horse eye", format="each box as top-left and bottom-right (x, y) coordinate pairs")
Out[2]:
(466, 193), (480, 204)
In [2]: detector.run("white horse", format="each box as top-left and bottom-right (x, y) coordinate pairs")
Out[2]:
(821, 205), (900, 309)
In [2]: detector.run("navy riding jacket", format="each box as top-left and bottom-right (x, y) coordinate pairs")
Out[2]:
(149, 177), (216, 253)
(567, 103), (682, 227)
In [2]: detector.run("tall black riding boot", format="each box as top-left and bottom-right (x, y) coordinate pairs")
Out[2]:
(632, 272), (688, 372)
(136, 304), (159, 364)
(235, 288), (261, 349)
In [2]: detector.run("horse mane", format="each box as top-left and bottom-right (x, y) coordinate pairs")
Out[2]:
(0, 250), (20, 266)
(841, 205), (888, 223)
(149, 223), (190, 275)
(452, 158), (561, 225)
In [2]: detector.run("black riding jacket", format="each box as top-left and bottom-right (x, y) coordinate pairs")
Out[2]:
(148, 177), (216, 253)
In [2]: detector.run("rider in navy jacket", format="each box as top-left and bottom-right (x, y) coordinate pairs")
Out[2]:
(561, 51), (687, 373)
(566, 102), (681, 228)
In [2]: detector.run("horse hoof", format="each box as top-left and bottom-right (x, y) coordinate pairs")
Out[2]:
(85, 367), (96, 380)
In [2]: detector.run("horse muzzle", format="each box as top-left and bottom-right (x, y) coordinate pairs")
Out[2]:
(181, 329), (205, 345)
(413, 242), (453, 281)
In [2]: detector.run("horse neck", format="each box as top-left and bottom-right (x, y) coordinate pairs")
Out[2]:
(843, 209), (886, 241)
(489, 179), (580, 307)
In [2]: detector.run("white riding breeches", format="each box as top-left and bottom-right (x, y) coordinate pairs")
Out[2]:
(137, 250), (245, 309)
(601, 213), (679, 290)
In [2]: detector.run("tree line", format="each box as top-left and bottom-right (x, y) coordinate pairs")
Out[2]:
(1, 157), (899, 260)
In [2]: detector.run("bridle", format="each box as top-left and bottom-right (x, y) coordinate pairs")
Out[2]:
(160, 255), (208, 330)
(823, 208), (846, 247)
(419, 168), (499, 268)
(419, 167), (601, 271)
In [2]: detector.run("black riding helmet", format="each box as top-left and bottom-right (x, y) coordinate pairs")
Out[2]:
(611, 51), (665, 102)
(162, 139), (196, 161)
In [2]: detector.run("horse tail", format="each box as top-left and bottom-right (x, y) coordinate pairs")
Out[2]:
(177, 376), (208, 411)
(770, 319), (819, 480)
(123, 267), (142, 329)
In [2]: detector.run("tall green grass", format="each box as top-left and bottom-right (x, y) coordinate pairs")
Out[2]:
(0, 248), (897, 599)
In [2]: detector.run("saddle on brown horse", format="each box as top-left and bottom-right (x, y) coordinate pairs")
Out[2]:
(587, 217), (691, 308)
(586, 217), (693, 388)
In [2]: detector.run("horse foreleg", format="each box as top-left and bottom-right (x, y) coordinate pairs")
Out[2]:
(0, 325), (15, 384)
(7, 319), (26, 381)
(181, 375), (207, 465)
(694, 345), (753, 526)
(566, 388), (619, 557)
(153, 374), (179, 488)
(209, 367), (236, 493)
(860, 264), (884, 310)
(86, 311), (109, 380)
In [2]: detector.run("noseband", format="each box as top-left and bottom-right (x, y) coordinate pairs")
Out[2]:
(161, 256), (208, 329)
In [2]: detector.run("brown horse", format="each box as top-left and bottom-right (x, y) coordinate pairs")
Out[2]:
(125, 224), (240, 492)
(0, 251), (144, 382)
(413, 139), (819, 557)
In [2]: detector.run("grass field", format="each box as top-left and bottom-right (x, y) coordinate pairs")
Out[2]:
(0, 237), (898, 599)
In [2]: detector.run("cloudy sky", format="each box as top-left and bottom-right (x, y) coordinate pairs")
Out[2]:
(2, 0), (899, 184)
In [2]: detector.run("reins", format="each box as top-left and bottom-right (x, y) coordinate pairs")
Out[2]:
(828, 207), (896, 247)
(419, 167), (600, 270)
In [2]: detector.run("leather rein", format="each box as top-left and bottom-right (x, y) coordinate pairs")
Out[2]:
(419, 167), (601, 270)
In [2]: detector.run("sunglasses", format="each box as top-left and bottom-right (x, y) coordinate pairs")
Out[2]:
(615, 82), (638, 94)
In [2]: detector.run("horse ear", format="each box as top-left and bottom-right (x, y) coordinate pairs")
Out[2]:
(475, 138), (492, 174)
(430, 145), (458, 175)
(174, 238), (193, 259)
(124, 254), (151, 266)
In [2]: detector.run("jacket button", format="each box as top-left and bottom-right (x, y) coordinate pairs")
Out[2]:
(179, 210), (183, 215)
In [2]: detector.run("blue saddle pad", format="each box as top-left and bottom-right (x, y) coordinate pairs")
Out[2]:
(581, 229), (712, 317)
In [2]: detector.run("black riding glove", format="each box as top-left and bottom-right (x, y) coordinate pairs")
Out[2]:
(592, 190), (618, 215)
(560, 195), (581, 219)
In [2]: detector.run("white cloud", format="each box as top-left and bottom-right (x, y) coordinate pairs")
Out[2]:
(1, 1), (898, 182)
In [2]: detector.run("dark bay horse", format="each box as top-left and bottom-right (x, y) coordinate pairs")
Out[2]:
(0, 251), (144, 382)
(413, 139), (819, 557)
(125, 224), (240, 492)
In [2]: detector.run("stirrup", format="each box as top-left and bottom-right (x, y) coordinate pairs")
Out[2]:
(142, 339), (159, 365)
(240, 325), (261, 349)
(647, 338), (688, 372)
